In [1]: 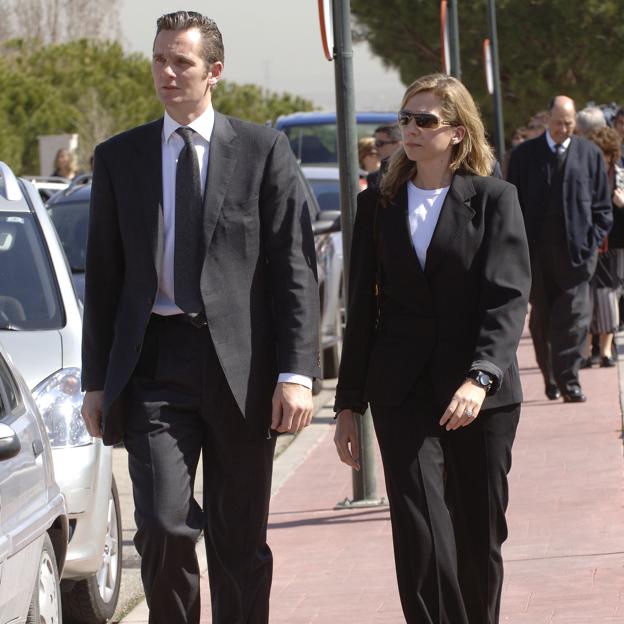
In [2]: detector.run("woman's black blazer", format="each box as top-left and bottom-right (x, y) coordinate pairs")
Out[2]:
(335, 173), (531, 415)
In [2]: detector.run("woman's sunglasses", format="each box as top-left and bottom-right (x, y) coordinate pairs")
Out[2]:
(397, 110), (453, 129)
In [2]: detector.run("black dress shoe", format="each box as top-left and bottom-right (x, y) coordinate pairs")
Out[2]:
(563, 387), (587, 403)
(600, 356), (616, 368)
(580, 357), (593, 369)
(545, 384), (561, 400)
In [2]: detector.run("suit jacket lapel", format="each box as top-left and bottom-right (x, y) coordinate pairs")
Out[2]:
(385, 184), (426, 277)
(424, 173), (476, 275)
(132, 119), (164, 278)
(203, 112), (238, 247)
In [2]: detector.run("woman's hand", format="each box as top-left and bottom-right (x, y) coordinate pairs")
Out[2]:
(439, 380), (487, 431)
(334, 409), (360, 470)
(613, 187), (624, 209)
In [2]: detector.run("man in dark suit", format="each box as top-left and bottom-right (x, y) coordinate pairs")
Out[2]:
(508, 95), (611, 402)
(80, 11), (320, 624)
(366, 124), (402, 189)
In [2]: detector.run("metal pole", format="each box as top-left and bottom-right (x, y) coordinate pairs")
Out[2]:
(448, 0), (461, 79)
(332, 0), (384, 508)
(487, 0), (505, 162)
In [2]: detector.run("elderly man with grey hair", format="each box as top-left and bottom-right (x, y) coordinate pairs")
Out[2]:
(508, 95), (612, 403)
(576, 105), (607, 136)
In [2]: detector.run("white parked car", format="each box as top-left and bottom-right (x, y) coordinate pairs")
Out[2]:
(301, 165), (344, 378)
(0, 341), (68, 624)
(24, 175), (71, 203)
(0, 162), (122, 623)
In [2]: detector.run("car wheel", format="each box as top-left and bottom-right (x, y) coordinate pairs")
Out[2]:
(27, 532), (62, 624)
(62, 477), (122, 623)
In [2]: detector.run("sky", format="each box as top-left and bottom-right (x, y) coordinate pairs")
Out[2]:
(119, 0), (405, 111)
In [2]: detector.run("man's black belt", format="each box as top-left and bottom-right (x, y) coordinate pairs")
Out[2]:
(151, 312), (208, 328)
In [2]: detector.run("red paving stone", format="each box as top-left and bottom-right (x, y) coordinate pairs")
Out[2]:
(194, 329), (624, 623)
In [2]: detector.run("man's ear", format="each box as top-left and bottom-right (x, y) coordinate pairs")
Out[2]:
(207, 61), (224, 87)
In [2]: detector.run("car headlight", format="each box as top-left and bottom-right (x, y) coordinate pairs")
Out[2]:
(32, 367), (91, 448)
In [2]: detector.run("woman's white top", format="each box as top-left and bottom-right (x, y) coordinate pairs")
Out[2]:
(407, 180), (450, 269)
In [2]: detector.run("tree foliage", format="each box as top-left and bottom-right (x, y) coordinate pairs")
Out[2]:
(0, 0), (122, 44)
(0, 40), (314, 174)
(351, 0), (624, 145)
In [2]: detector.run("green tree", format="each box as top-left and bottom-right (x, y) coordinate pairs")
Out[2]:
(351, 0), (624, 147)
(0, 39), (314, 174)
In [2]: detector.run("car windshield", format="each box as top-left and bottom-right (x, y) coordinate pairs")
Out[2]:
(307, 178), (340, 212)
(47, 201), (89, 273)
(284, 123), (381, 164)
(0, 213), (63, 330)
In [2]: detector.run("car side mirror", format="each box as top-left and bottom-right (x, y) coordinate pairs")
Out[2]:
(0, 423), (21, 461)
(312, 210), (341, 235)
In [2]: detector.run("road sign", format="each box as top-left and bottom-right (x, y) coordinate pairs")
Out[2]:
(318, 0), (334, 61)
(440, 0), (450, 74)
(483, 38), (494, 95)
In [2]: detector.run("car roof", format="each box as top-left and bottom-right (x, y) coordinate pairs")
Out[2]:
(275, 111), (396, 128)
(47, 181), (92, 204)
(301, 165), (341, 180)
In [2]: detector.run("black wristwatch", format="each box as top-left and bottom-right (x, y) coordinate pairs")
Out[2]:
(466, 370), (494, 393)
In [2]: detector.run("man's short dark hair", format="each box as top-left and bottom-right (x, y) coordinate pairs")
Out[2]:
(374, 124), (401, 142)
(615, 108), (624, 122)
(156, 11), (224, 68)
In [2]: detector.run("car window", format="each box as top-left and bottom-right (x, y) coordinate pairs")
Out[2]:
(283, 123), (382, 165)
(0, 213), (64, 330)
(308, 179), (341, 212)
(47, 200), (90, 272)
(0, 355), (19, 418)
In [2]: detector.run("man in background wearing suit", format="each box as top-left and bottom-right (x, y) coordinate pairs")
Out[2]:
(80, 11), (320, 624)
(508, 95), (611, 402)
(366, 124), (402, 189)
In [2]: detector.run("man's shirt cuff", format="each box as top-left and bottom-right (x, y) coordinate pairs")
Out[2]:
(278, 373), (313, 389)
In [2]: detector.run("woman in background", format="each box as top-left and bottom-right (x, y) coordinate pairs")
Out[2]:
(583, 127), (624, 367)
(333, 74), (531, 624)
(51, 148), (78, 180)
(358, 136), (381, 173)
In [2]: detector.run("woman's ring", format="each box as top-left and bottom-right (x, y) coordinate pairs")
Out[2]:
(464, 410), (474, 418)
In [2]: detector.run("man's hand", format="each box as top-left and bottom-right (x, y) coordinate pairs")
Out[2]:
(271, 382), (314, 434)
(82, 390), (104, 438)
(334, 409), (360, 470)
(439, 380), (486, 431)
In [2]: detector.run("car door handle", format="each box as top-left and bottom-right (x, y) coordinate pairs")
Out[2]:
(32, 439), (44, 457)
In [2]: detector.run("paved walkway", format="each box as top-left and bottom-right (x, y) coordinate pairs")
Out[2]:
(121, 329), (624, 623)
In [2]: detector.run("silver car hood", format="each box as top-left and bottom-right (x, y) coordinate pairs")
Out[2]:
(0, 331), (63, 391)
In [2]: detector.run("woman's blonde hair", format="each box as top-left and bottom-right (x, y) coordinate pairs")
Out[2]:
(381, 73), (494, 202)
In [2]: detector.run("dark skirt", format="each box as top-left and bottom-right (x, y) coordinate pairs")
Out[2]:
(589, 249), (624, 334)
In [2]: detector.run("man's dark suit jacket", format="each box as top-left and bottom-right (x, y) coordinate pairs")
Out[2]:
(334, 174), (531, 415)
(507, 134), (612, 266)
(82, 112), (321, 445)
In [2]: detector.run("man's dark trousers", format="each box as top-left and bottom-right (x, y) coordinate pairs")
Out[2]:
(124, 314), (276, 624)
(529, 214), (596, 393)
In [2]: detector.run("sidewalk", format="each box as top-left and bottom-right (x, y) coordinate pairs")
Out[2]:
(121, 330), (624, 623)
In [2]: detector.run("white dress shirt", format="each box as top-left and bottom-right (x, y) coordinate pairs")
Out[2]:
(545, 131), (571, 154)
(407, 180), (450, 269)
(152, 106), (311, 388)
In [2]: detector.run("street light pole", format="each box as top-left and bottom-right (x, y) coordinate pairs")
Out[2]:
(448, 0), (461, 79)
(486, 0), (505, 161)
(331, 0), (384, 509)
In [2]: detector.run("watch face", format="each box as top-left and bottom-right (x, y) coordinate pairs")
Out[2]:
(478, 372), (492, 386)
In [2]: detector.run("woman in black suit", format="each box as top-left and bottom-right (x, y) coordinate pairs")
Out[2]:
(334, 74), (531, 624)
